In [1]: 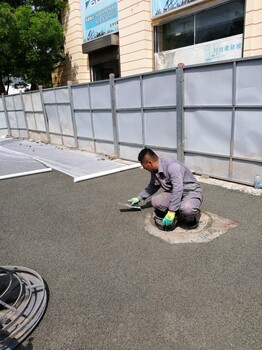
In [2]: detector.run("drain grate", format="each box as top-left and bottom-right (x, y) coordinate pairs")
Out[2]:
(0, 266), (47, 350)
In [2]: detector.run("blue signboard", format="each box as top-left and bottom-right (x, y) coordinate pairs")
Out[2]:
(152, 0), (197, 17)
(81, 0), (118, 42)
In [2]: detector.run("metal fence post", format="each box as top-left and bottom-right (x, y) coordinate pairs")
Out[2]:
(67, 81), (79, 149)
(109, 73), (119, 157)
(140, 75), (146, 148)
(2, 93), (11, 136)
(54, 87), (63, 146)
(11, 95), (20, 138)
(229, 61), (237, 181)
(39, 85), (50, 143)
(19, 91), (30, 139)
(87, 83), (96, 153)
(176, 64), (185, 163)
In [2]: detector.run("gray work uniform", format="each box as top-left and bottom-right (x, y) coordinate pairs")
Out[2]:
(137, 157), (203, 220)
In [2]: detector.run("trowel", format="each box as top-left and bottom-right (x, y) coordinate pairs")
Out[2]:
(119, 203), (142, 211)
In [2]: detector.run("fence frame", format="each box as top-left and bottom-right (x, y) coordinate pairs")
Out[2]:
(1, 55), (262, 186)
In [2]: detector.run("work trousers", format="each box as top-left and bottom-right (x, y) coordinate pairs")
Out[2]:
(151, 190), (203, 223)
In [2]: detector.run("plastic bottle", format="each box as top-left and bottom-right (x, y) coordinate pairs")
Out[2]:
(254, 174), (261, 189)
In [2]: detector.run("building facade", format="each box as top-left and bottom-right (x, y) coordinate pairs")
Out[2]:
(54, 0), (262, 85)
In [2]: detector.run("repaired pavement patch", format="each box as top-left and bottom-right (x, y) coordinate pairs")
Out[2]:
(144, 211), (238, 244)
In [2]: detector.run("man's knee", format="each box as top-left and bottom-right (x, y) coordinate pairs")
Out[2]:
(151, 193), (170, 212)
(151, 195), (160, 209)
(179, 202), (196, 217)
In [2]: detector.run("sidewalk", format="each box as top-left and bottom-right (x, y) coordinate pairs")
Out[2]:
(1, 168), (261, 350)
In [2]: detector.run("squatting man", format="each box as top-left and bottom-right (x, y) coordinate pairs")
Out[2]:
(129, 148), (203, 230)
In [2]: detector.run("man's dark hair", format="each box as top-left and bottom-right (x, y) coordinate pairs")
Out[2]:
(138, 148), (158, 162)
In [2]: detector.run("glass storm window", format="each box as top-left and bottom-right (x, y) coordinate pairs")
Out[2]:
(162, 16), (194, 50)
(195, 0), (245, 44)
(155, 0), (245, 52)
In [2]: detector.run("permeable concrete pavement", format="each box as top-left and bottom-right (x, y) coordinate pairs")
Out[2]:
(1, 169), (261, 350)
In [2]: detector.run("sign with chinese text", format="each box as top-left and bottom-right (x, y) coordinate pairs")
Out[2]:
(155, 35), (243, 69)
(81, 0), (118, 42)
(152, 0), (197, 17)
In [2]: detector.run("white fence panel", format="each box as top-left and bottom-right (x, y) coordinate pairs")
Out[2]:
(2, 56), (262, 186)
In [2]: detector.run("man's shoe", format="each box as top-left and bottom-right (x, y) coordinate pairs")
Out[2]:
(179, 211), (201, 230)
(154, 214), (178, 231)
(154, 216), (165, 230)
(184, 211), (201, 230)
(185, 218), (199, 230)
(154, 209), (167, 219)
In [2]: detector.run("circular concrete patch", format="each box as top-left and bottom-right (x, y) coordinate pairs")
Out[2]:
(144, 211), (238, 244)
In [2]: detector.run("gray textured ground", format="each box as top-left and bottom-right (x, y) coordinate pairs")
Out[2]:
(1, 168), (261, 350)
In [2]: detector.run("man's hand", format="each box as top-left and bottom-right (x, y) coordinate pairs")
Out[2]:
(162, 211), (175, 226)
(128, 198), (140, 206)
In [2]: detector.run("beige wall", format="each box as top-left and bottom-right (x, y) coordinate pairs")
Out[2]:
(118, 0), (154, 76)
(55, 0), (262, 86)
(53, 0), (90, 86)
(243, 0), (262, 56)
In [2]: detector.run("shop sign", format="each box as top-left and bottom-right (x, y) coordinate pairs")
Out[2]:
(81, 0), (118, 42)
(155, 34), (243, 69)
(152, 0), (197, 17)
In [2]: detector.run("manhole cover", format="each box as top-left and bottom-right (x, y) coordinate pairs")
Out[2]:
(145, 211), (238, 244)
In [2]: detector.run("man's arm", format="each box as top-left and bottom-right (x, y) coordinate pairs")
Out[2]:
(167, 163), (184, 212)
(137, 173), (160, 201)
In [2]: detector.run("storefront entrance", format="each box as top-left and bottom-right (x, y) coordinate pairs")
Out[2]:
(85, 38), (120, 82)
(91, 58), (119, 81)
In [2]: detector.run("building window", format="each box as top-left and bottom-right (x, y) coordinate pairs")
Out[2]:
(195, 0), (244, 44)
(155, 0), (245, 52)
(162, 16), (194, 51)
